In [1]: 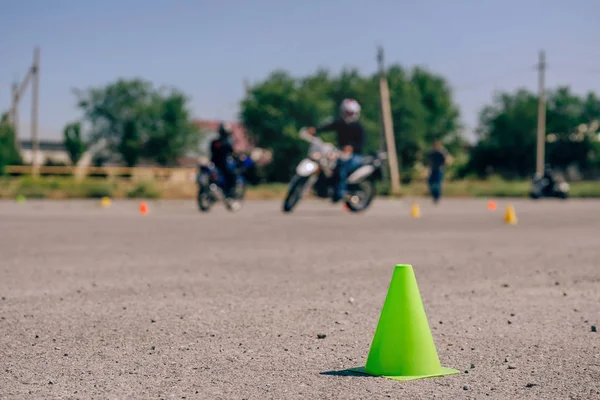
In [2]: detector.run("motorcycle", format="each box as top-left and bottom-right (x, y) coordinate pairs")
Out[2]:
(196, 154), (258, 212)
(529, 172), (569, 199)
(282, 128), (387, 213)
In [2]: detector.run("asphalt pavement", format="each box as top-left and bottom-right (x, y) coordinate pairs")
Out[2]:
(1, 198), (599, 399)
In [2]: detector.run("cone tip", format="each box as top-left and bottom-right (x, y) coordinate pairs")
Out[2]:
(394, 264), (413, 270)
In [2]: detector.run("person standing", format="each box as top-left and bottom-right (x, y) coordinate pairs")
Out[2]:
(427, 139), (451, 204)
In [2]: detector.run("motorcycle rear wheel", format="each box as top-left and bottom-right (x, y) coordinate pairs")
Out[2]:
(197, 186), (213, 212)
(345, 180), (375, 213)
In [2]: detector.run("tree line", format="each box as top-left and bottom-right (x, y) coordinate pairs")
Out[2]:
(242, 67), (600, 181)
(1, 68), (599, 179)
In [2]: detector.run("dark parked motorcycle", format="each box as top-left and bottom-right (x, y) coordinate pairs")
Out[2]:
(196, 154), (259, 212)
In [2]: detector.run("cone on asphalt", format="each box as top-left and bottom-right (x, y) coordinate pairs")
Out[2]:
(487, 200), (497, 211)
(100, 196), (111, 208)
(139, 201), (148, 215)
(504, 204), (517, 224)
(410, 202), (421, 219)
(350, 264), (459, 381)
(16, 194), (26, 204)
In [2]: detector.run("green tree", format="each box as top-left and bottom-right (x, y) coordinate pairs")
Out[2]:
(241, 66), (462, 182)
(143, 90), (200, 166)
(545, 87), (599, 171)
(75, 79), (199, 167)
(118, 119), (142, 167)
(63, 121), (86, 165)
(467, 87), (600, 178)
(0, 113), (22, 174)
(241, 71), (310, 182)
(468, 90), (538, 178)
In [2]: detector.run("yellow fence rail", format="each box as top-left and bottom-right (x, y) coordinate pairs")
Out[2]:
(5, 165), (198, 182)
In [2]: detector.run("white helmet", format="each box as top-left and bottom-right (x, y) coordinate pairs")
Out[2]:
(340, 98), (361, 123)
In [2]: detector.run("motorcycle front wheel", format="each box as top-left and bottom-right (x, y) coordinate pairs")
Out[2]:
(225, 181), (246, 212)
(283, 175), (308, 213)
(345, 180), (376, 213)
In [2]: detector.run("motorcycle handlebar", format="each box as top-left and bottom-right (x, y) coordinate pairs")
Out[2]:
(298, 128), (315, 142)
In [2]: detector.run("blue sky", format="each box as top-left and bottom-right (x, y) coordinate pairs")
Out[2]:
(1, 0), (599, 141)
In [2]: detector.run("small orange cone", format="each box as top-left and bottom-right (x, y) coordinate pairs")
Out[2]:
(487, 200), (497, 211)
(139, 201), (148, 215)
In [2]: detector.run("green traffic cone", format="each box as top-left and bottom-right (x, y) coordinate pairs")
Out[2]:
(16, 194), (26, 204)
(350, 264), (459, 381)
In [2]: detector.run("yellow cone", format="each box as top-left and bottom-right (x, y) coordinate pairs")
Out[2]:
(504, 204), (517, 224)
(100, 196), (112, 208)
(410, 202), (421, 218)
(350, 264), (459, 381)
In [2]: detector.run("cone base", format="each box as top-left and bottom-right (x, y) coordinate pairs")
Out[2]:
(348, 366), (460, 381)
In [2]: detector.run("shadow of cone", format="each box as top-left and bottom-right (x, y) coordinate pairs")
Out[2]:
(504, 204), (517, 224)
(139, 202), (148, 215)
(349, 264), (459, 381)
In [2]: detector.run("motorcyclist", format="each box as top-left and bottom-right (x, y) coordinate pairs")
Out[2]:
(210, 122), (237, 197)
(307, 98), (366, 202)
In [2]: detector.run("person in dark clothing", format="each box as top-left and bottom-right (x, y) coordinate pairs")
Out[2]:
(427, 139), (449, 204)
(542, 163), (556, 194)
(210, 123), (237, 197)
(307, 98), (366, 202)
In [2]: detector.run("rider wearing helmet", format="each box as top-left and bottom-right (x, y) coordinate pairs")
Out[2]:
(307, 98), (366, 202)
(210, 122), (237, 196)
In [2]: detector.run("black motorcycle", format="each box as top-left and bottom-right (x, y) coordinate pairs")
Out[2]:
(529, 172), (569, 199)
(196, 154), (259, 212)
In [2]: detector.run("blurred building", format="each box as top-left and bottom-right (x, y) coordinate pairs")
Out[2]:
(19, 139), (72, 165)
(17, 120), (257, 168)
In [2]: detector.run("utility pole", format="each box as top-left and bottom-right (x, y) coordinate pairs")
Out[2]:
(31, 47), (40, 175)
(536, 50), (546, 175)
(377, 46), (401, 194)
(11, 82), (19, 137)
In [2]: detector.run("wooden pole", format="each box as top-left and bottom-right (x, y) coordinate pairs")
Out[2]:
(11, 82), (19, 139)
(31, 47), (40, 175)
(377, 47), (401, 194)
(536, 50), (546, 175)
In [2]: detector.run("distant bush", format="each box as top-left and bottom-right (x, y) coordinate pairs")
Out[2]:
(80, 181), (114, 198)
(127, 181), (160, 199)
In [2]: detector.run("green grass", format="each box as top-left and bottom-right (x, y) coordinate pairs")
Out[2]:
(126, 181), (161, 199)
(0, 176), (599, 200)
